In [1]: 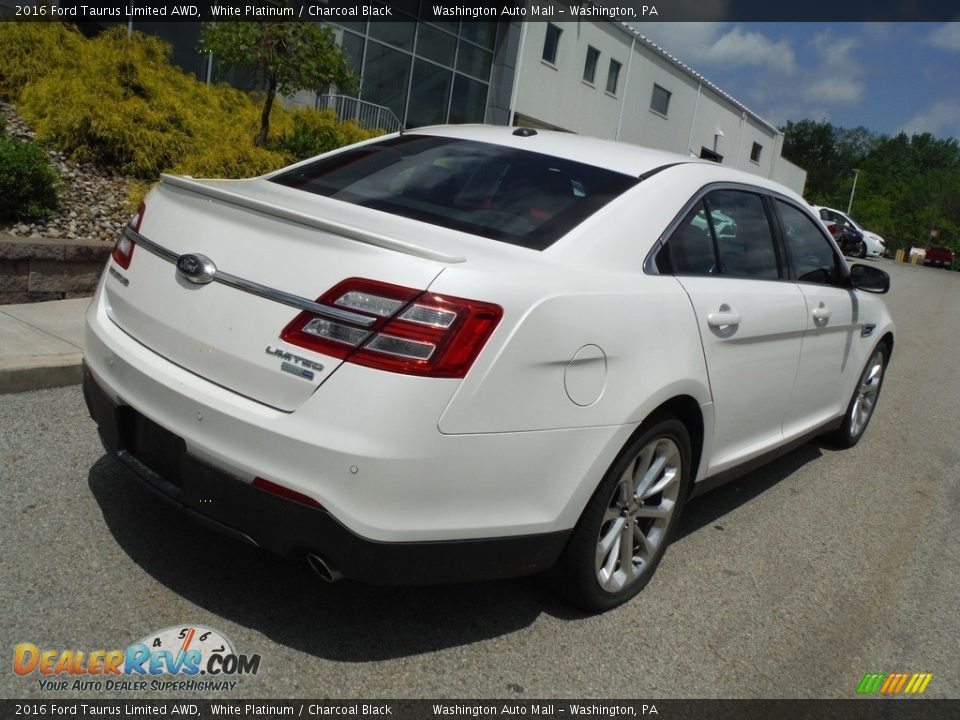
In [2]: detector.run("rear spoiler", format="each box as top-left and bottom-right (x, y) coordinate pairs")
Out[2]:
(160, 174), (467, 264)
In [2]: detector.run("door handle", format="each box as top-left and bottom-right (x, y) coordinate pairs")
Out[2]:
(812, 304), (832, 321)
(707, 309), (742, 327)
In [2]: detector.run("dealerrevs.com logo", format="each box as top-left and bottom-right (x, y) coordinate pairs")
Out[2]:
(14, 625), (261, 692)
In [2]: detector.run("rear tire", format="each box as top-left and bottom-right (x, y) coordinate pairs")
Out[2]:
(826, 343), (889, 448)
(551, 416), (692, 612)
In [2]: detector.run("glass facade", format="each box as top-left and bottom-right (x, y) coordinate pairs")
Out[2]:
(57, 2), (499, 130)
(332, 4), (498, 129)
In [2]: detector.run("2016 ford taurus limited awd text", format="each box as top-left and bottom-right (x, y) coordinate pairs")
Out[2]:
(83, 125), (894, 611)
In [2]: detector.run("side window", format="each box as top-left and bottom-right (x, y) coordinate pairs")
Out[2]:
(705, 190), (780, 280)
(657, 202), (717, 275)
(777, 201), (843, 285)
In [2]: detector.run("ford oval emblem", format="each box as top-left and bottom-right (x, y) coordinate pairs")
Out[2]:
(176, 253), (216, 284)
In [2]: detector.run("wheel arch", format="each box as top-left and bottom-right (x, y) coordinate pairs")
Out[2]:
(646, 395), (705, 494)
(879, 331), (894, 356)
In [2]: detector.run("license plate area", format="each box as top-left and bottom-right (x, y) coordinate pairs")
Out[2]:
(118, 407), (187, 488)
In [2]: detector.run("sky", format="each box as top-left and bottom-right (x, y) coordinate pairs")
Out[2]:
(628, 22), (960, 141)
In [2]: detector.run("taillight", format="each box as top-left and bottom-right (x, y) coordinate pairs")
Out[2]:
(281, 278), (502, 378)
(111, 201), (145, 269)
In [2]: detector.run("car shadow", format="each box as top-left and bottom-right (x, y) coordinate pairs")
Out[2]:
(87, 439), (829, 661)
(86, 455), (582, 663)
(676, 440), (826, 540)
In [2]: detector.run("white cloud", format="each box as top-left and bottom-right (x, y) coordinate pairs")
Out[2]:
(705, 26), (796, 74)
(802, 78), (864, 105)
(926, 23), (960, 52)
(900, 100), (960, 139)
(809, 30), (861, 70)
(634, 23), (795, 74)
(776, 30), (866, 112)
(630, 23), (728, 64)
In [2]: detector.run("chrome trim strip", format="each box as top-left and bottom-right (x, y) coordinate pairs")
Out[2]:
(123, 227), (376, 327)
(125, 226), (178, 263)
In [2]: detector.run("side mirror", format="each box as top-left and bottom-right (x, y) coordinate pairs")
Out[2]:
(849, 263), (890, 294)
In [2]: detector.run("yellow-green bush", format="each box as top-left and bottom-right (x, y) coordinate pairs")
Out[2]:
(278, 108), (382, 162)
(18, 27), (291, 179)
(4, 21), (384, 211)
(0, 22), (83, 100)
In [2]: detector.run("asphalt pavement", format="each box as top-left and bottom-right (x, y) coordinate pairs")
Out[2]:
(0, 259), (957, 700)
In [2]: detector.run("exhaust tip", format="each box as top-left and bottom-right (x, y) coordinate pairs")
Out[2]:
(307, 553), (343, 583)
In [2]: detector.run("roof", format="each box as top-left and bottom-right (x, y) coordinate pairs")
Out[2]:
(411, 124), (710, 177)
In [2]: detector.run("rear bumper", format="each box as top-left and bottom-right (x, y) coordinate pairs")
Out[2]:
(83, 364), (570, 584)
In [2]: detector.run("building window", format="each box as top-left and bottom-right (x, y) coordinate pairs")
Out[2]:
(700, 147), (723, 163)
(583, 46), (600, 84)
(542, 24), (561, 65)
(750, 142), (763, 163)
(606, 59), (622, 95)
(650, 84), (671, 116)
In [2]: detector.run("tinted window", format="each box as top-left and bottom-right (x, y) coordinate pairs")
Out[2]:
(658, 203), (717, 275)
(270, 135), (639, 251)
(777, 201), (843, 285)
(542, 24), (561, 64)
(583, 46), (600, 84)
(707, 190), (779, 279)
(406, 61), (452, 129)
(606, 59), (622, 94)
(651, 84), (671, 115)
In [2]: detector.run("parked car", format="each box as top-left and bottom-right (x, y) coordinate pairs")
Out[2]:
(84, 126), (894, 611)
(810, 205), (886, 258)
(923, 246), (955, 268)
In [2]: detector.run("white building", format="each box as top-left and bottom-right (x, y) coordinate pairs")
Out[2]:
(503, 9), (806, 193)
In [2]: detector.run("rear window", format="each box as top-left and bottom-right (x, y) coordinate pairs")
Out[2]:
(269, 135), (639, 250)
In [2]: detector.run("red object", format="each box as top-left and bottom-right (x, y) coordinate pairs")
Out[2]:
(924, 246), (955, 267)
(111, 201), (145, 269)
(282, 278), (502, 378)
(253, 477), (324, 509)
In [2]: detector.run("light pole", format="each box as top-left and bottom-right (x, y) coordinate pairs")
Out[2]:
(847, 168), (860, 215)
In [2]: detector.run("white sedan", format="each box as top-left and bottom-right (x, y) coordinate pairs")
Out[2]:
(812, 205), (887, 258)
(84, 126), (894, 611)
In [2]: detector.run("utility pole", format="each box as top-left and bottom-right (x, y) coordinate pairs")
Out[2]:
(847, 168), (860, 215)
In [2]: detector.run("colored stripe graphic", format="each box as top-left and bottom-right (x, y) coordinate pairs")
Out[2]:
(858, 672), (932, 694)
(857, 673), (885, 694)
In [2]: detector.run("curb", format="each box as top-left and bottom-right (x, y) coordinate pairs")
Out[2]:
(0, 353), (84, 394)
(0, 296), (90, 394)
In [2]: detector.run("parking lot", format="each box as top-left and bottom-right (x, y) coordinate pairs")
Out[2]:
(1, 258), (957, 699)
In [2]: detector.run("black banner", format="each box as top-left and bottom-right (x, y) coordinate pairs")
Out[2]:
(1, 0), (958, 23)
(0, 700), (958, 720)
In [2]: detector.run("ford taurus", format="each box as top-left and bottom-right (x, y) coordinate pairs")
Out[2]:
(83, 125), (894, 610)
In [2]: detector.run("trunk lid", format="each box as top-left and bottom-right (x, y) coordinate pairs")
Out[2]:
(103, 177), (457, 411)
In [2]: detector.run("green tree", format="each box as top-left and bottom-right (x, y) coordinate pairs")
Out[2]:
(201, 17), (356, 147)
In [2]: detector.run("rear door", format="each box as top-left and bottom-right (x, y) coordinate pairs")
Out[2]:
(659, 188), (807, 474)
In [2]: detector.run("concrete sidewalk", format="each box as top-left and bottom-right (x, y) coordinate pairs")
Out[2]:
(0, 297), (90, 394)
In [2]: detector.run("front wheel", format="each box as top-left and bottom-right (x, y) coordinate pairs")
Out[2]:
(551, 416), (692, 612)
(827, 344), (888, 448)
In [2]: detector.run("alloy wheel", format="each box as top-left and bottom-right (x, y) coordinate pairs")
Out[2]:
(595, 437), (682, 592)
(850, 349), (885, 438)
